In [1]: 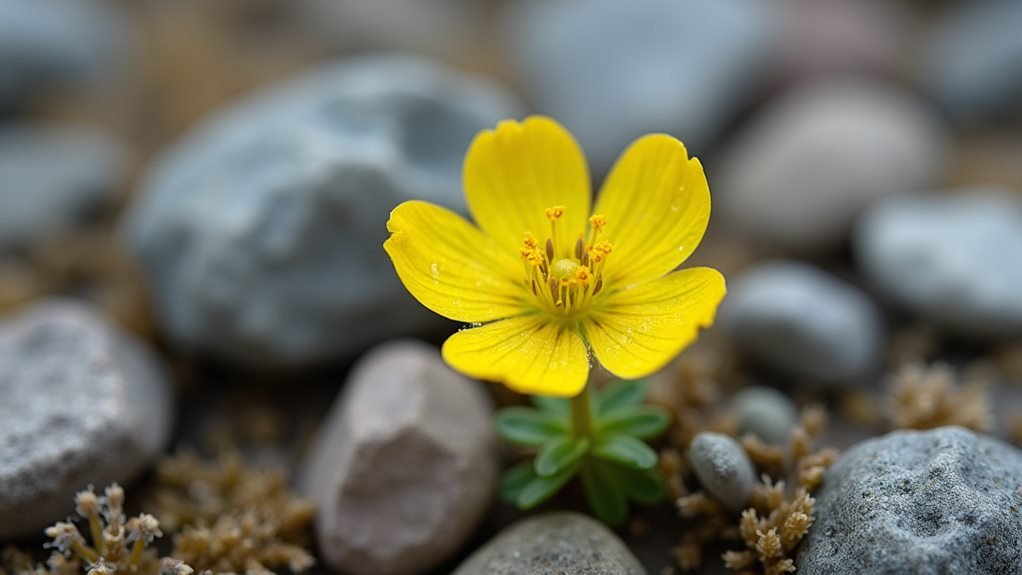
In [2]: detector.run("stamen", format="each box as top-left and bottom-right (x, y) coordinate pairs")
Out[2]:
(575, 235), (584, 259)
(545, 206), (566, 221)
(545, 238), (555, 262)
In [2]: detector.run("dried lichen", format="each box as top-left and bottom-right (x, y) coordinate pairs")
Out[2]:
(1, 484), (179, 575)
(886, 362), (991, 432)
(1, 452), (314, 575)
(149, 451), (316, 575)
(669, 406), (838, 575)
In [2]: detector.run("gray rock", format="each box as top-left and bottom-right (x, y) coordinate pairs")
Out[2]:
(0, 299), (173, 538)
(729, 386), (798, 445)
(0, 125), (126, 249)
(453, 512), (647, 575)
(856, 189), (1022, 338)
(688, 432), (756, 513)
(718, 79), (948, 253)
(799, 427), (1022, 574)
(719, 262), (884, 384)
(504, 0), (778, 172)
(0, 0), (127, 106)
(123, 55), (520, 367)
(300, 340), (497, 575)
(921, 0), (1022, 124)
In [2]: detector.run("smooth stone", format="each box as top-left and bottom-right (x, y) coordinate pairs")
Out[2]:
(0, 299), (173, 538)
(717, 79), (948, 253)
(0, 125), (126, 249)
(856, 189), (1022, 338)
(123, 55), (520, 367)
(718, 261), (884, 385)
(0, 0), (127, 106)
(921, 0), (1022, 124)
(729, 386), (798, 445)
(453, 512), (647, 575)
(688, 432), (756, 513)
(799, 427), (1022, 574)
(300, 340), (497, 575)
(776, 0), (911, 81)
(504, 0), (778, 172)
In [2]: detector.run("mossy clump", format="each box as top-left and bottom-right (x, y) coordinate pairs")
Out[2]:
(886, 362), (990, 432)
(668, 406), (838, 574)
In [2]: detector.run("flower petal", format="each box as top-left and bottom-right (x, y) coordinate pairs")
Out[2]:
(584, 267), (726, 380)
(442, 314), (589, 397)
(594, 134), (710, 287)
(464, 116), (591, 255)
(385, 200), (527, 322)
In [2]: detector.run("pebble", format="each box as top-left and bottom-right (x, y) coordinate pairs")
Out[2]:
(856, 189), (1022, 338)
(718, 261), (884, 385)
(123, 55), (520, 367)
(452, 512), (647, 575)
(504, 0), (778, 172)
(776, 0), (911, 81)
(717, 79), (948, 253)
(688, 432), (756, 513)
(300, 341), (497, 575)
(0, 125), (126, 250)
(729, 386), (798, 445)
(799, 427), (1022, 574)
(920, 0), (1022, 124)
(0, 0), (126, 107)
(0, 299), (173, 538)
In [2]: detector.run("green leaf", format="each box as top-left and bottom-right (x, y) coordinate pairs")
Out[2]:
(531, 394), (570, 418)
(596, 380), (650, 416)
(581, 460), (628, 526)
(620, 467), (667, 505)
(597, 405), (671, 440)
(498, 461), (536, 504)
(592, 433), (658, 470)
(535, 436), (590, 477)
(516, 461), (580, 509)
(495, 407), (568, 447)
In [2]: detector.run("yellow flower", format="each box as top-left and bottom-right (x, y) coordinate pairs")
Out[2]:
(384, 116), (726, 397)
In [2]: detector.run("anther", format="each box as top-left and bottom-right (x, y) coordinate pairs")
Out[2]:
(589, 214), (607, 230)
(545, 238), (555, 261)
(545, 206), (566, 220)
(593, 275), (603, 295)
(575, 235), (584, 259)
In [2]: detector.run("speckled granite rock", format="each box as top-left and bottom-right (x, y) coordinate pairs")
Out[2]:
(124, 55), (520, 367)
(688, 432), (756, 512)
(300, 341), (496, 575)
(0, 125), (126, 249)
(453, 512), (647, 575)
(719, 261), (884, 384)
(718, 79), (947, 253)
(799, 427), (1022, 574)
(856, 189), (1022, 338)
(0, 299), (173, 538)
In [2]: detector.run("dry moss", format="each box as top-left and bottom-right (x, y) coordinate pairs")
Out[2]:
(886, 362), (990, 432)
(669, 407), (838, 575)
(1, 452), (314, 575)
(149, 451), (315, 575)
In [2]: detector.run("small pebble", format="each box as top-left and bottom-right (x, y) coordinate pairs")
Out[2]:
(717, 79), (948, 253)
(688, 432), (756, 513)
(729, 386), (798, 445)
(856, 189), (1022, 338)
(719, 261), (884, 385)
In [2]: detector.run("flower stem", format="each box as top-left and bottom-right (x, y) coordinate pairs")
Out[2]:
(570, 383), (594, 438)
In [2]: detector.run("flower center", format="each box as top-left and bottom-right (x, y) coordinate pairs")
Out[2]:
(519, 206), (613, 316)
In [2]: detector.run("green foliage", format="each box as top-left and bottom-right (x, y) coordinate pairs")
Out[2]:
(495, 379), (671, 526)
